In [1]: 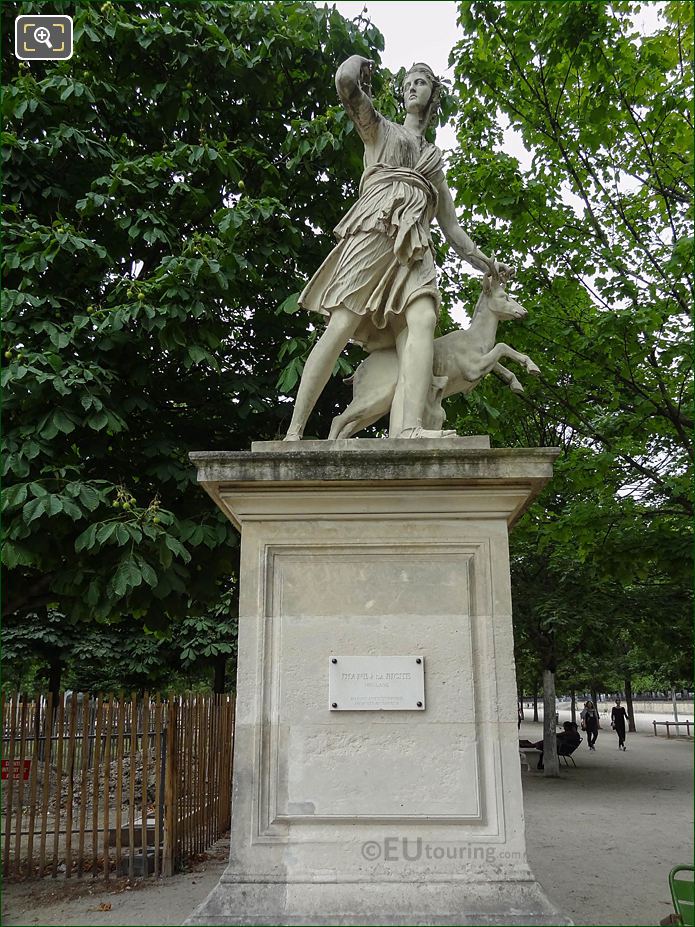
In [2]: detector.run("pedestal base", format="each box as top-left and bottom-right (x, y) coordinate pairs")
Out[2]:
(187, 440), (567, 927)
(185, 879), (567, 925)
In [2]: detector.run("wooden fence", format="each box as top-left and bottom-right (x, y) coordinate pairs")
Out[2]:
(1, 692), (235, 882)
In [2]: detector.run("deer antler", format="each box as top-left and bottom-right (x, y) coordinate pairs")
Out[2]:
(482, 252), (498, 294)
(489, 253), (515, 286)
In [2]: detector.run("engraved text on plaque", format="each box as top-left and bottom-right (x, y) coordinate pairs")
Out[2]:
(328, 655), (425, 711)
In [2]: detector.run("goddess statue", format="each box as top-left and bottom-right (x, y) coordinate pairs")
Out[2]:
(284, 56), (510, 440)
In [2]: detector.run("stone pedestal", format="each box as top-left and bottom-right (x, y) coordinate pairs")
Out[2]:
(186, 438), (567, 926)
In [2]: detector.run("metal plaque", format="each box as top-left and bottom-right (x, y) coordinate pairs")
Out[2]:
(328, 656), (425, 711)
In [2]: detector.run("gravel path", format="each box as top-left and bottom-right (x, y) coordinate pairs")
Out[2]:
(522, 719), (693, 925)
(3, 724), (692, 926)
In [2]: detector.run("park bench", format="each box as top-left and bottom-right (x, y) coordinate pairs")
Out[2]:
(519, 746), (542, 770)
(653, 720), (693, 738)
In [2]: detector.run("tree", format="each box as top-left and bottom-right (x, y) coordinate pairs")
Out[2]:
(442, 1), (692, 742)
(2, 2), (386, 650)
(447, 0), (692, 511)
(2, 600), (239, 696)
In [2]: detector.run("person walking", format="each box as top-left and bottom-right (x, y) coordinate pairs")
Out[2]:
(611, 698), (630, 750)
(581, 700), (600, 750)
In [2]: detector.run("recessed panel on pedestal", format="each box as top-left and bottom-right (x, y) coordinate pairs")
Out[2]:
(260, 543), (482, 824)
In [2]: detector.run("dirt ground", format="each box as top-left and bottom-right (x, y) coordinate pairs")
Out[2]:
(3, 722), (692, 927)
(1, 836), (231, 927)
(521, 719), (693, 925)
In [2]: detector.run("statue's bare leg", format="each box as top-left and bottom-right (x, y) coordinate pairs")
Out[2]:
(390, 296), (455, 439)
(285, 307), (362, 440)
(388, 323), (409, 438)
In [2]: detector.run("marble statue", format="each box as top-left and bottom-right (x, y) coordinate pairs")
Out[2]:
(328, 261), (540, 438)
(284, 56), (515, 441)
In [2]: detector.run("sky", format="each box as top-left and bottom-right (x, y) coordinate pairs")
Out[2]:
(333, 1), (459, 76)
(331, 0), (666, 159)
(333, 1), (461, 150)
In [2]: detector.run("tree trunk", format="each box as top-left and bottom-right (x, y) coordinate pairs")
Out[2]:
(591, 686), (599, 727)
(532, 683), (539, 723)
(542, 668), (560, 777)
(624, 675), (636, 733)
(518, 689), (524, 721)
(570, 687), (576, 725)
(47, 657), (62, 708)
(212, 656), (227, 695)
(671, 686), (679, 722)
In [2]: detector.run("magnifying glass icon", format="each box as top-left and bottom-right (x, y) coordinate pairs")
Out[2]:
(33, 26), (53, 49)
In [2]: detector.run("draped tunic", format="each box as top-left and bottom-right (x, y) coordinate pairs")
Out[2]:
(299, 117), (445, 351)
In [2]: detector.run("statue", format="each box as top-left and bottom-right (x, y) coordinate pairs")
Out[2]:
(284, 56), (527, 441)
(328, 262), (540, 438)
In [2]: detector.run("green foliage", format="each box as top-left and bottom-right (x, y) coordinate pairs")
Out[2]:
(1, 1), (385, 640)
(2, 590), (238, 694)
(448, 1), (692, 509)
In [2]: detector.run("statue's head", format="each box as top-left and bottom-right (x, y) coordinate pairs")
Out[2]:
(402, 62), (441, 126)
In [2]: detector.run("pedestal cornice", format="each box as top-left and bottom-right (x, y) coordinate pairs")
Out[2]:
(189, 440), (560, 530)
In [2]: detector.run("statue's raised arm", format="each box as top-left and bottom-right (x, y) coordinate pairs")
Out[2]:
(335, 56), (380, 146)
(283, 59), (527, 442)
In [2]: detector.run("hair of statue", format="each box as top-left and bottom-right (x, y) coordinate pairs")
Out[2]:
(403, 62), (442, 128)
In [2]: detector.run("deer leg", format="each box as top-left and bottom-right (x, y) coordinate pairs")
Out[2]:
(330, 403), (388, 440)
(336, 412), (386, 439)
(422, 375), (449, 429)
(494, 362), (525, 395)
(329, 410), (352, 440)
(484, 344), (541, 376)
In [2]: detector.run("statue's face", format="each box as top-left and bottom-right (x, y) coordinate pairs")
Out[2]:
(403, 70), (433, 115)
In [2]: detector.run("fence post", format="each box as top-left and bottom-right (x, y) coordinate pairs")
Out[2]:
(37, 691), (54, 877)
(102, 698), (114, 883)
(114, 693), (126, 880)
(154, 695), (164, 879)
(64, 693), (80, 878)
(14, 697), (29, 878)
(3, 693), (18, 877)
(51, 693), (66, 878)
(140, 693), (150, 877)
(162, 696), (177, 877)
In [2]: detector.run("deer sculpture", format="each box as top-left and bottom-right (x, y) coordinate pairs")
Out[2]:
(328, 265), (540, 440)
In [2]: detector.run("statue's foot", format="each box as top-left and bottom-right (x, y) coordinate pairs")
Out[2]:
(283, 432), (302, 442)
(395, 427), (457, 440)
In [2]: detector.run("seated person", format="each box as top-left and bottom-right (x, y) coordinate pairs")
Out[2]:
(533, 722), (581, 770)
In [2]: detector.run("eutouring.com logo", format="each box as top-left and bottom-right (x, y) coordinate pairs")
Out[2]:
(361, 838), (524, 864)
